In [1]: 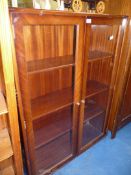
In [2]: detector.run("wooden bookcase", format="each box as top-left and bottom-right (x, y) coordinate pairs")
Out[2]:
(9, 8), (127, 175)
(108, 18), (131, 138)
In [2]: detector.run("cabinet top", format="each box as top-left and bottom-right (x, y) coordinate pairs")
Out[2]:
(9, 7), (127, 19)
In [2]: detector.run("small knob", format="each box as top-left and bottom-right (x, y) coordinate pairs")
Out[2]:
(108, 35), (114, 40)
(76, 102), (80, 106)
(81, 100), (85, 104)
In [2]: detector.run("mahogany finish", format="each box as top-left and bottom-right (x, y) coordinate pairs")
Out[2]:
(77, 15), (126, 152)
(120, 69), (131, 119)
(11, 9), (85, 175)
(10, 8), (127, 175)
(104, 0), (131, 138)
(108, 17), (131, 137)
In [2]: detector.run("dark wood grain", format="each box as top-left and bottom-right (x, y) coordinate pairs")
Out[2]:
(105, 0), (131, 137)
(117, 66), (131, 126)
(108, 17), (130, 137)
(120, 68), (131, 118)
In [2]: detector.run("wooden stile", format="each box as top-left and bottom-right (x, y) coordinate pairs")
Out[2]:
(0, 0), (23, 174)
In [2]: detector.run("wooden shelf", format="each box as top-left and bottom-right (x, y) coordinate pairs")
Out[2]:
(0, 165), (15, 175)
(0, 92), (8, 116)
(35, 132), (72, 173)
(84, 99), (105, 122)
(86, 80), (108, 98)
(31, 87), (73, 120)
(27, 55), (74, 74)
(33, 106), (72, 149)
(0, 129), (13, 162)
(88, 50), (113, 62)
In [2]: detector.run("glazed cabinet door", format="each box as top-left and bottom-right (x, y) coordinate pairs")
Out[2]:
(78, 17), (125, 152)
(11, 11), (84, 175)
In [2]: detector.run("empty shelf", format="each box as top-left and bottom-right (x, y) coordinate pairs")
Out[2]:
(0, 92), (8, 116)
(31, 87), (73, 120)
(86, 80), (108, 98)
(88, 50), (113, 61)
(0, 129), (13, 162)
(33, 106), (72, 149)
(27, 55), (74, 74)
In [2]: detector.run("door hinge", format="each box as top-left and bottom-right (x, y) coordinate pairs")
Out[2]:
(12, 25), (15, 39)
(24, 121), (26, 129)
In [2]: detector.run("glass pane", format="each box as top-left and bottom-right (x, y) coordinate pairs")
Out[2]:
(82, 24), (119, 148)
(23, 24), (76, 173)
(33, 106), (73, 174)
(35, 132), (72, 174)
(82, 91), (108, 146)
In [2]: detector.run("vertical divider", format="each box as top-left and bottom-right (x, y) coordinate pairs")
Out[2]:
(78, 23), (91, 152)
(0, 0), (23, 174)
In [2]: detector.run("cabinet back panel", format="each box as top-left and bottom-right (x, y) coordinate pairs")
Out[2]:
(23, 25), (75, 61)
(90, 25), (119, 54)
(28, 66), (74, 99)
(87, 58), (112, 85)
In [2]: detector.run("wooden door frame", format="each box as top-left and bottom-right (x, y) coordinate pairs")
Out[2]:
(78, 16), (127, 153)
